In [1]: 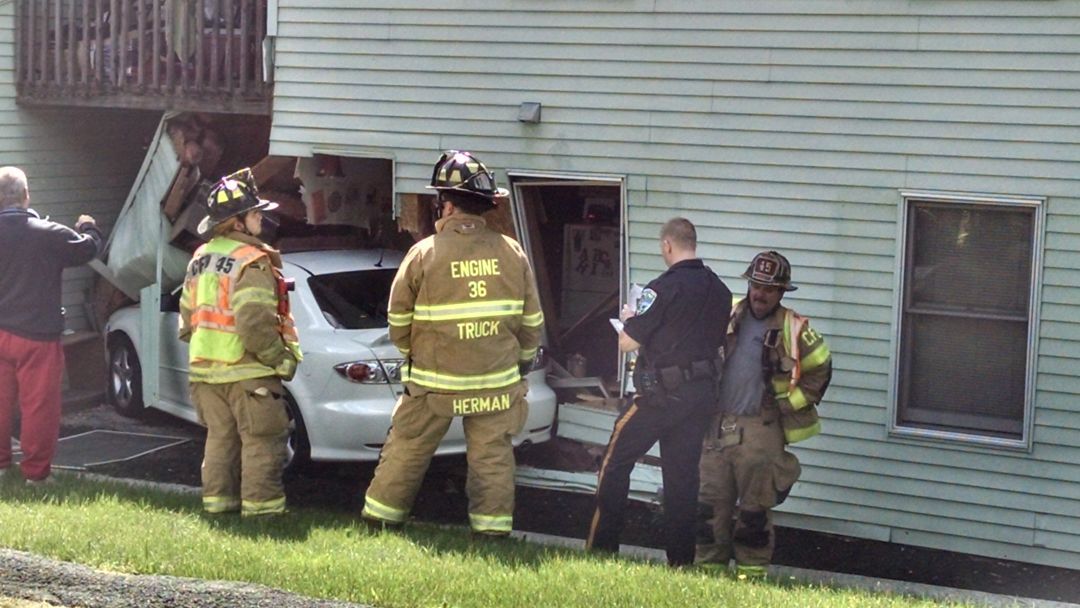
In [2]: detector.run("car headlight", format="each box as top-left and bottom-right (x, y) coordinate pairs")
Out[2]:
(333, 358), (404, 384)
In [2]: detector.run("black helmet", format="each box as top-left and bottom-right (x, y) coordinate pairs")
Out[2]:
(197, 168), (278, 236)
(742, 250), (798, 291)
(427, 150), (509, 203)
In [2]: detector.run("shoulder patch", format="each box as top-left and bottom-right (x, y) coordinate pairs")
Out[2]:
(637, 288), (658, 315)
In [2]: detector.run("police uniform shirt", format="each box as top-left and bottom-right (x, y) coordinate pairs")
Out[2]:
(624, 259), (731, 371)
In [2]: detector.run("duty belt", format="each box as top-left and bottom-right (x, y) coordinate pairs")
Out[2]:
(637, 357), (722, 393)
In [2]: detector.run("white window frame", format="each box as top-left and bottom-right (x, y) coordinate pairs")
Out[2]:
(888, 190), (1045, 451)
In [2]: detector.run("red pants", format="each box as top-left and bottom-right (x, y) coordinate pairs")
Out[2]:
(0, 329), (64, 481)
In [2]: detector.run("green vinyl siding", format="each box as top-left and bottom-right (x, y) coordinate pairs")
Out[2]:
(0, 7), (158, 333)
(271, 1), (1080, 568)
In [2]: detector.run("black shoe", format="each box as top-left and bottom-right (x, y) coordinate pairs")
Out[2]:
(470, 530), (511, 542)
(362, 515), (403, 532)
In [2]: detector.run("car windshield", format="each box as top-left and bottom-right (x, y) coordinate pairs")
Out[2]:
(307, 269), (396, 329)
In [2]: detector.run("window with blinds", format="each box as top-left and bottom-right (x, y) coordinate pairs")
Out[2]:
(896, 195), (1041, 444)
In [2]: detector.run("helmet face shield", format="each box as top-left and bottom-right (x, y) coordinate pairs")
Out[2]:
(259, 211), (281, 244)
(464, 168), (497, 194)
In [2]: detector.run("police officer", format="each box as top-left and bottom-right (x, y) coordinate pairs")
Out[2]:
(586, 217), (731, 566)
(362, 150), (544, 537)
(179, 168), (302, 516)
(696, 251), (832, 577)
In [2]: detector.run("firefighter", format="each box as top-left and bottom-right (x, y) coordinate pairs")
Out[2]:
(696, 251), (832, 577)
(586, 217), (732, 567)
(179, 168), (302, 517)
(362, 150), (544, 537)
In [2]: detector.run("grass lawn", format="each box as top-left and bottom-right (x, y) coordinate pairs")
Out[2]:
(0, 473), (971, 608)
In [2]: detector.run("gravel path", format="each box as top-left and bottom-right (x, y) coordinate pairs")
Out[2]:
(0, 549), (369, 608)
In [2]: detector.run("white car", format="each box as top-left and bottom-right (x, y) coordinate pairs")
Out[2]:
(103, 248), (556, 466)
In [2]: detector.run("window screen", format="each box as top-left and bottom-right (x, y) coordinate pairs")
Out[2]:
(897, 200), (1035, 440)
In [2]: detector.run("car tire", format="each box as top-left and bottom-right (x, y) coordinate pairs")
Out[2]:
(107, 334), (145, 418)
(284, 391), (312, 474)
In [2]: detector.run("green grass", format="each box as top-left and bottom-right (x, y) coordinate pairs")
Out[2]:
(0, 473), (970, 608)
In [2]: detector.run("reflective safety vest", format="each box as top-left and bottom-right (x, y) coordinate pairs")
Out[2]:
(730, 299), (832, 443)
(769, 308), (831, 443)
(183, 237), (301, 384)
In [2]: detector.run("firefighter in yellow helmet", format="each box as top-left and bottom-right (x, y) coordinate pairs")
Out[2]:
(696, 251), (832, 577)
(179, 168), (302, 516)
(362, 150), (544, 536)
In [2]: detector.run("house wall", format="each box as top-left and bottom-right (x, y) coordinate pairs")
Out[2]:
(270, 1), (1080, 568)
(0, 5), (159, 332)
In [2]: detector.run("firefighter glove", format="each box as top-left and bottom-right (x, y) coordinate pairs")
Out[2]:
(276, 356), (298, 381)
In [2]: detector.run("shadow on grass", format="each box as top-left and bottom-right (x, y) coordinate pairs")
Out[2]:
(199, 507), (359, 543)
(0, 472), (585, 571)
(0, 472), (355, 544)
(391, 523), (591, 569)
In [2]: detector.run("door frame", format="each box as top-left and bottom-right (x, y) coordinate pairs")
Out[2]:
(504, 170), (629, 393)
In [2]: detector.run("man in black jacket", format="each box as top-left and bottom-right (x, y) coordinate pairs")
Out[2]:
(0, 166), (102, 483)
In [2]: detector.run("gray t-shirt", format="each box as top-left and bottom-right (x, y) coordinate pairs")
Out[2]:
(718, 313), (767, 416)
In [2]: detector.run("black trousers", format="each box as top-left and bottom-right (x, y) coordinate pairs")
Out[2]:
(586, 383), (715, 566)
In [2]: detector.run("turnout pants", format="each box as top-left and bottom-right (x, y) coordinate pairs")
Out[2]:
(696, 411), (801, 571)
(191, 376), (289, 516)
(587, 383), (715, 566)
(0, 329), (64, 481)
(363, 383), (528, 535)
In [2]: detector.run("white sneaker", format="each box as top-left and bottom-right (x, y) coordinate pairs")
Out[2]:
(25, 476), (56, 486)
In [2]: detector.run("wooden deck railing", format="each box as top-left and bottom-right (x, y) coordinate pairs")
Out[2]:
(16, 0), (270, 114)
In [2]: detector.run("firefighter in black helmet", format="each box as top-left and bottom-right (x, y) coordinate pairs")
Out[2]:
(180, 168), (301, 517)
(362, 151), (544, 536)
(429, 149), (509, 203)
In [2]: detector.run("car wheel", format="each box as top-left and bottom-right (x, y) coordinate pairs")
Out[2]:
(107, 334), (144, 418)
(284, 391), (312, 474)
